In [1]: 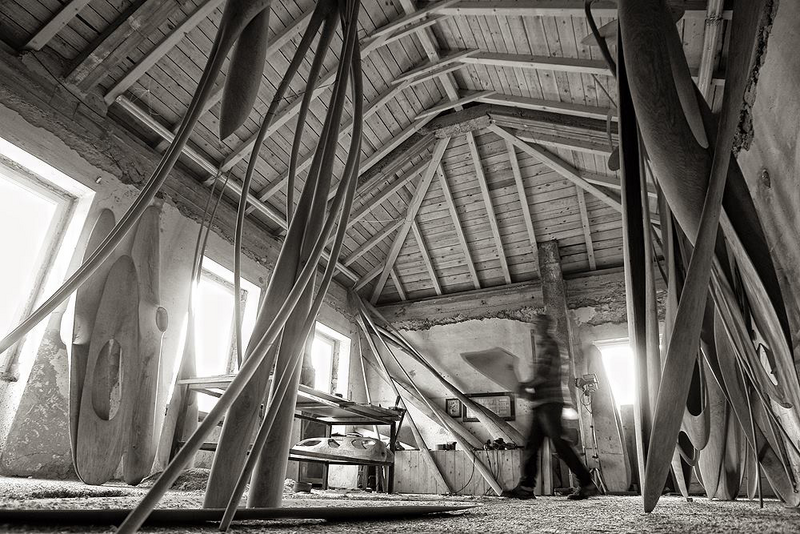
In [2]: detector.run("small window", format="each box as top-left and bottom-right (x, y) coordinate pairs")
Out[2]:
(308, 322), (350, 396)
(192, 258), (261, 412)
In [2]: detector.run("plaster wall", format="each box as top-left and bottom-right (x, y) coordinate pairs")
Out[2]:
(0, 54), (356, 480)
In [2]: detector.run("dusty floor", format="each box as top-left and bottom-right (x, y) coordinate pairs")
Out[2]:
(1, 475), (799, 533)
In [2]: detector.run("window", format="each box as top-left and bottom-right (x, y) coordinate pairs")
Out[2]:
(0, 137), (92, 379)
(597, 340), (635, 407)
(309, 323), (350, 396)
(191, 258), (261, 412)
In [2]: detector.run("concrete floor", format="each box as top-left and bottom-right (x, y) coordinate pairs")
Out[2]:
(1, 476), (799, 533)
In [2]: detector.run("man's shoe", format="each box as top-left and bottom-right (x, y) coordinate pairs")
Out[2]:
(567, 483), (599, 500)
(501, 485), (536, 500)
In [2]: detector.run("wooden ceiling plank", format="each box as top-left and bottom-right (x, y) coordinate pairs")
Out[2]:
(575, 187), (597, 270)
(583, 173), (657, 198)
(411, 219), (443, 295)
(437, 165), (480, 289)
(355, 264), (384, 291)
(104, 0), (225, 105)
(515, 131), (612, 155)
(66, 0), (181, 90)
(465, 130), (512, 284)
(434, 1), (729, 19)
(489, 124), (622, 212)
(697, 0), (725, 100)
(22, 0), (93, 51)
(418, 90), (496, 118)
(505, 139), (539, 272)
(344, 219), (404, 267)
(369, 137), (450, 303)
(368, 0), (459, 41)
(390, 269), (407, 301)
(478, 93), (614, 121)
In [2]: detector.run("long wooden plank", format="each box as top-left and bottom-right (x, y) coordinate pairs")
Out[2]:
(418, 90), (495, 118)
(505, 139), (539, 272)
(435, 1), (726, 18)
(348, 161), (425, 226)
(411, 220), (442, 295)
(67, 0), (181, 90)
(463, 51), (610, 76)
(390, 269), (407, 301)
(368, 0), (459, 40)
(370, 137), (450, 303)
(396, 48), (478, 84)
(575, 188), (596, 270)
(22, 0), (92, 51)
(513, 131), (613, 155)
(437, 165), (480, 289)
(480, 93), (613, 121)
(490, 125), (621, 211)
(104, 0), (227, 105)
(344, 219), (404, 267)
(465, 131), (511, 284)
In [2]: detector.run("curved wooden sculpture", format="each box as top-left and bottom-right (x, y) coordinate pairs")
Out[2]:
(76, 256), (139, 485)
(70, 209), (117, 477)
(125, 205), (168, 485)
(695, 368), (728, 499)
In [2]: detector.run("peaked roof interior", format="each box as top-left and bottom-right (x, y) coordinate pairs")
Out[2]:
(0, 0), (730, 304)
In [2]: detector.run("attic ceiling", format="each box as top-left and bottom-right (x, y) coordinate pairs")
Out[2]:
(0, 0), (730, 305)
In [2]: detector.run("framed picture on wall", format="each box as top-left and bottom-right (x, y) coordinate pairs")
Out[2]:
(463, 392), (515, 422)
(445, 398), (463, 418)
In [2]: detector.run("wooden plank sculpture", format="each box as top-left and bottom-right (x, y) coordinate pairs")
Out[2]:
(125, 205), (168, 485)
(76, 256), (139, 485)
(615, 0), (800, 511)
(70, 209), (117, 476)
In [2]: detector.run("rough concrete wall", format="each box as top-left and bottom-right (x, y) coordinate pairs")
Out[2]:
(0, 53), (355, 479)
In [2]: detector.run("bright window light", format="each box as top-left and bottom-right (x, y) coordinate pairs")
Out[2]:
(192, 257), (261, 412)
(312, 322), (350, 396)
(598, 341), (636, 406)
(0, 177), (58, 337)
(311, 335), (335, 393)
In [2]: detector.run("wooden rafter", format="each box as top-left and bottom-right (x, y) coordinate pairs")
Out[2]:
(465, 131), (511, 284)
(489, 124), (622, 212)
(247, 79), (411, 210)
(355, 265), (384, 291)
(411, 220), (442, 295)
(583, 173), (658, 198)
(66, 0), (181, 90)
(369, 137), (450, 303)
(418, 90), (496, 118)
(104, 0), (226, 105)
(22, 0), (92, 51)
(514, 131), (613, 155)
(437, 166), (480, 289)
(505, 140), (539, 273)
(390, 269), (407, 301)
(575, 188), (597, 270)
(344, 219), (404, 267)
(348, 160), (426, 227)
(478, 93), (614, 121)
(433, 1), (730, 19)
(697, 0), (725, 100)
(368, 0), (458, 41)
(395, 48), (478, 84)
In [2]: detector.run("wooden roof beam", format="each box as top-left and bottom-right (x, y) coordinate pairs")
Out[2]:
(66, 0), (182, 90)
(430, 1), (731, 19)
(575, 188), (597, 270)
(489, 124), (622, 212)
(390, 269), (407, 301)
(344, 219), (405, 267)
(505, 140), (539, 274)
(466, 130), (511, 284)
(369, 137), (450, 303)
(367, 0), (458, 42)
(22, 0), (92, 51)
(411, 220), (442, 295)
(478, 93), (615, 121)
(437, 166), (480, 289)
(418, 90), (496, 118)
(395, 48), (478, 85)
(348, 159), (427, 227)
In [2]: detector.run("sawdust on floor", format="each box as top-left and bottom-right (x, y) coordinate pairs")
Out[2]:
(1, 475), (799, 533)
